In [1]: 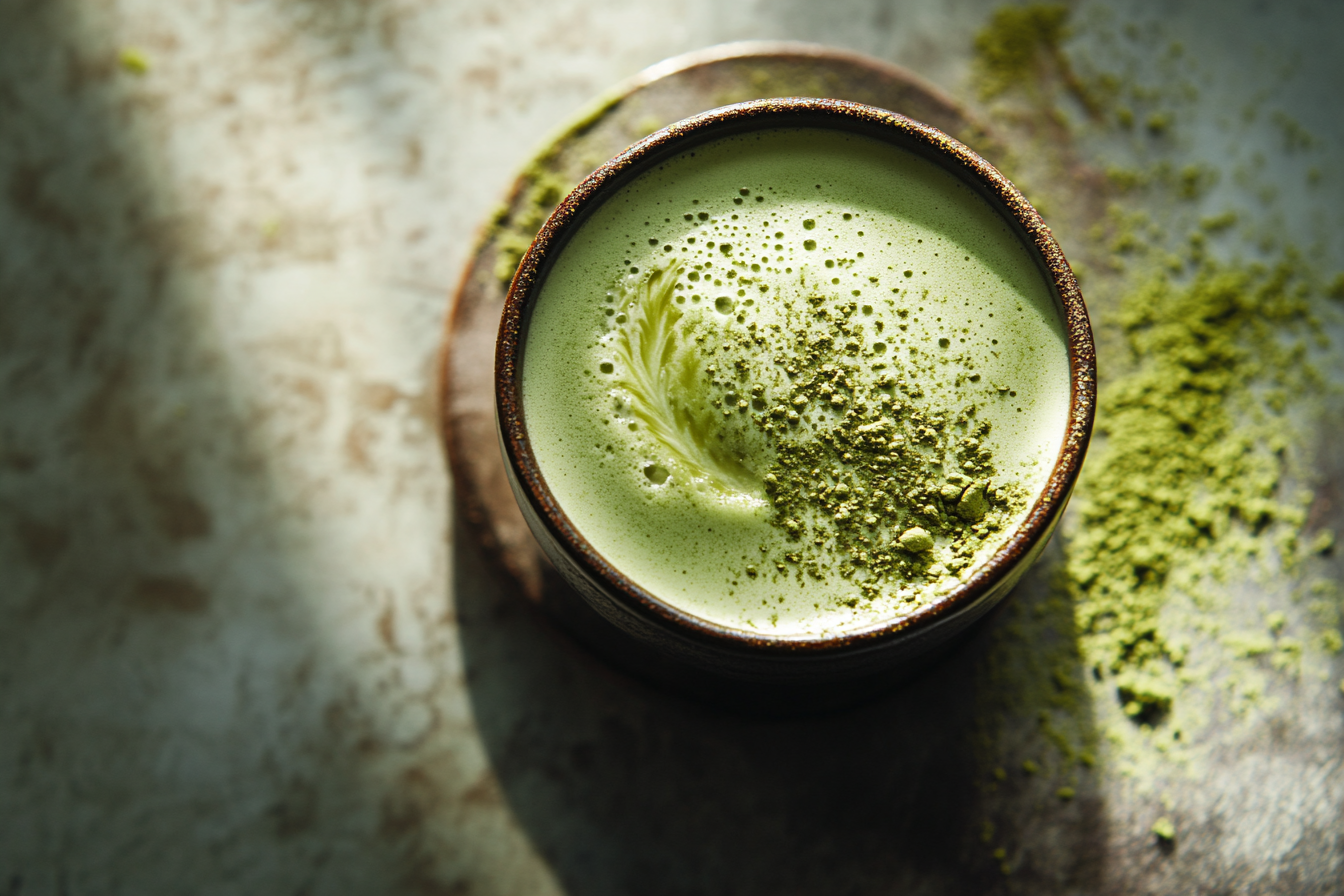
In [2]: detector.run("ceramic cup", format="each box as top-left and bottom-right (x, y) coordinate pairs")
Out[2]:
(494, 98), (1095, 712)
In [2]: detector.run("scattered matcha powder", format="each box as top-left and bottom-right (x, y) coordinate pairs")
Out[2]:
(757, 287), (1021, 604)
(606, 256), (1028, 614)
(972, 4), (1098, 117)
(963, 0), (1343, 875)
(1065, 259), (1323, 721)
(118, 47), (151, 75)
(493, 168), (573, 288)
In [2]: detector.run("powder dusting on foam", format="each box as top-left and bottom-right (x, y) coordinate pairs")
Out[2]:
(522, 128), (1071, 635)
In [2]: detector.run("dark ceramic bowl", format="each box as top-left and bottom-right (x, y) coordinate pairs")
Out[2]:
(495, 98), (1095, 711)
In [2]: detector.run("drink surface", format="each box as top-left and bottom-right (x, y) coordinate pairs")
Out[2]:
(521, 127), (1071, 636)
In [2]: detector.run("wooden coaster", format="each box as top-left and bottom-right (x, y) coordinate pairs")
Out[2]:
(438, 41), (999, 608)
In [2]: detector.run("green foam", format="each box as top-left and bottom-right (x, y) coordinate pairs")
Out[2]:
(522, 127), (1071, 635)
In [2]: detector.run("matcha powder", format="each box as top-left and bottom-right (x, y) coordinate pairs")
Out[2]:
(1066, 258), (1326, 720)
(757, 296), (1023, 604)
(604, 258), (1033, 618)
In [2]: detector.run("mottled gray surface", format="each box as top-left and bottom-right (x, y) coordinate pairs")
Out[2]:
(2, 0), (1342, 894)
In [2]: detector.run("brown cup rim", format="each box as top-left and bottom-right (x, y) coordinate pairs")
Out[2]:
(496, 97), (1096, 656)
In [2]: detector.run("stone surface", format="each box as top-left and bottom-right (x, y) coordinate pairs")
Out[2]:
(1, 1), (1342, 894)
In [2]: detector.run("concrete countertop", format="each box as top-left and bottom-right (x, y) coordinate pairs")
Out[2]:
(2, 1), (1342, 894)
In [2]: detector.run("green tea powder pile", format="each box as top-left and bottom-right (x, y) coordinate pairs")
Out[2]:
(1067, 259), (1324, 720)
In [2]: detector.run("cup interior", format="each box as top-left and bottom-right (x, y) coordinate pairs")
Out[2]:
(495, 97), (1095, 657)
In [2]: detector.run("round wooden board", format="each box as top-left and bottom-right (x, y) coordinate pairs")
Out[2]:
(438, 41), (1000, 607)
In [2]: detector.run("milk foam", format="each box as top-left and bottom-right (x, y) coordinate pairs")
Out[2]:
(522, 128), (1071, 636)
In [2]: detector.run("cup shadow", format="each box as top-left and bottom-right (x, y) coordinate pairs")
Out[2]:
(455, 521), (1108, 895)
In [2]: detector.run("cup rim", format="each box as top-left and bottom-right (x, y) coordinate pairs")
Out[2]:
(495, 97), (1096, 656)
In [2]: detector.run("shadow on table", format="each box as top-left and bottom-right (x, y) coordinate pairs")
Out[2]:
(0, 3), (435, 891)
(455, 526), (1109, 896)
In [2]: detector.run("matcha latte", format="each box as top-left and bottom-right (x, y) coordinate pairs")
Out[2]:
(519, 125), (1072, 637)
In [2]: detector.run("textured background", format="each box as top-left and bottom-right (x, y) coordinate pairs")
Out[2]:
(1, 1), (1341, 894)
